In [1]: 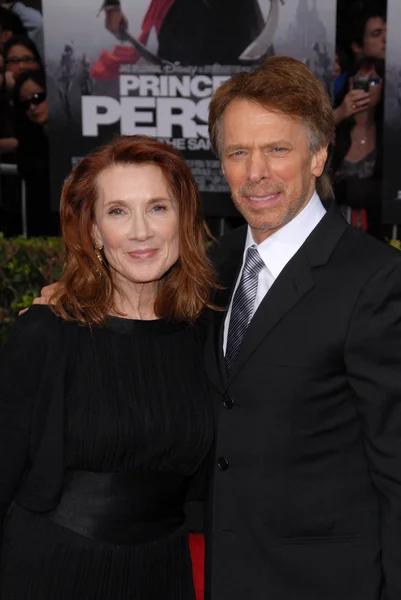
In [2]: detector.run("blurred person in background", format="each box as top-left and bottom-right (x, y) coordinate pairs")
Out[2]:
(331, 56), (384, 238)
(334, 5), (386, 126)
(350, 5), (386, 62)
(0, 2), (43, 60)
(0, 5), (25, 48)
(3, 34), (41, 90)
(0, 50), (19, 237)
(13, 67), (57, 236)
(0, 52), (17, 156)
(333, 47), (348, 99)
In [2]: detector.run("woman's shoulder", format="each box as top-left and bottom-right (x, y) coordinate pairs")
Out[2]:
(0, 306), (77, 374)
(7, 305), (76, 351)
(15, 304), (62, 330)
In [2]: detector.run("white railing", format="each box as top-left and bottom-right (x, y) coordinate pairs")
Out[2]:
(0, 163), (27, 238)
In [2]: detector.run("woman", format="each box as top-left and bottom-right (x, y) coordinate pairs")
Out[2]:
(331, 56), (384, 237)
(15, 66), (47, 125)
(3, 34), (41, 90)
(13, 68), (57, 236)
(0, 135), (216, 599)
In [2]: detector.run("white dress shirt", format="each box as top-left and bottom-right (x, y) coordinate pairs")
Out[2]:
(223, 192), (326, 354)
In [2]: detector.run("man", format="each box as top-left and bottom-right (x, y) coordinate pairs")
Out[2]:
(204, 56), (401, 600)
(351, 6), (386, 61)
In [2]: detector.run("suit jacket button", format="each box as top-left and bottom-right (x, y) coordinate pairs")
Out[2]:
(217, 457), (230, 471)
(223, 396), (235, 409)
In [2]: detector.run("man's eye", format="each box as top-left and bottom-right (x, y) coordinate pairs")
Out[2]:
(273, 147), (286, 153)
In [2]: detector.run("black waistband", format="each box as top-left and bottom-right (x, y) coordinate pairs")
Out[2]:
(46, 470), (187, 545)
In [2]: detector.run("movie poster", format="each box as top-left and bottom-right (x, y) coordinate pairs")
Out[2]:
(382, 0), (401, 224)
(42, 0), (336, 211)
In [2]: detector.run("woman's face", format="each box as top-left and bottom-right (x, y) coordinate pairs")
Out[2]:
(355, 67), (383, 110)
(5, 44), (39, 80)
(93, 163), (180, 298)
(19, 79), (48, 124)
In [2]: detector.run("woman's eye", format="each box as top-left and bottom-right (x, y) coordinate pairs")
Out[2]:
(109, 208), (125, 215)
(152, 205), (167, 212)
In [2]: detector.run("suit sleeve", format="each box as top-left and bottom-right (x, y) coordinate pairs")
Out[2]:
(0, 308), (55, 527)
(345, 257), (401, 600)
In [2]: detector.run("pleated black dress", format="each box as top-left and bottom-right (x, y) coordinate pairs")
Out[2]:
(0, 316), (213, 600)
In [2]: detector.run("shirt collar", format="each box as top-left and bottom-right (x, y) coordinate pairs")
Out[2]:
(244, 191), (326, 279)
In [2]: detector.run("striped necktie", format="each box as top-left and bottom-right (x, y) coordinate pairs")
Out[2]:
(225, 245), (265, 372)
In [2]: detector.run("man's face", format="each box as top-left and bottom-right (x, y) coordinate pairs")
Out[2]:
(220, 99), (327, 244)
(362, 17), (386, 59)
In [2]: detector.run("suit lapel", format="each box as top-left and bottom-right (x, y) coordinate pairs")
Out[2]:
(205, 204), (349, 388)
(227, 247), (314, 380)
(227, 204), (349, 382)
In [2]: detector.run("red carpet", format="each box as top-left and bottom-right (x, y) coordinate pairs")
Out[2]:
(189, 533), (205, 600)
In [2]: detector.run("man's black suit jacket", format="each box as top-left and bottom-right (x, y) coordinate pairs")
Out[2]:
(204, 205), (401, 600)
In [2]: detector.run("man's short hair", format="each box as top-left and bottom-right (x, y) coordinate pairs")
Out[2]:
(0, 7), (26, 37)
(351, 5), (386, 49)
(208, 56), (335, 199)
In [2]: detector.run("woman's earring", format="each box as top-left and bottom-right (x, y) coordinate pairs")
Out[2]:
(94, 242), (104, 264)
(93, 241), (104, 276)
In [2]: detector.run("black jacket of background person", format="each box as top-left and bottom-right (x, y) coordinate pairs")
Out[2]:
(103, 0), (264, 65)
(204, 204), (401, 600)
(157, 0), (264, 66)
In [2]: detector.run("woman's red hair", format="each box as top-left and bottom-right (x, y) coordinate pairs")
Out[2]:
(51, 135), (217, 325)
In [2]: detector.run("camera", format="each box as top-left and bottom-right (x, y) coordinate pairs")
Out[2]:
(352, 77), (369, 93)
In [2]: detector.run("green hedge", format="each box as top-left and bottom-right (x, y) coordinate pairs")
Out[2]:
(0, 235), (63, 347)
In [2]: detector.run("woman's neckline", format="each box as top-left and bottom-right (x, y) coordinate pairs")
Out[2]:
(105, 314), (187, 335)
(343, 147), (376, 166)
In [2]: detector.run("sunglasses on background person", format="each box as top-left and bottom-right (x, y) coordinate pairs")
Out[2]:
(19, 91), (46, 112)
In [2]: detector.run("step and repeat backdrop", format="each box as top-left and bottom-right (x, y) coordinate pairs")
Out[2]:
(41, 0), (336, 214)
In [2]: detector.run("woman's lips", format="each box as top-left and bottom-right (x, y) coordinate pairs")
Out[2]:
(127, 248), (158, 259)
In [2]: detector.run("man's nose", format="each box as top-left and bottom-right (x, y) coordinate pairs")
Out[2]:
(247, 152), (270, 182)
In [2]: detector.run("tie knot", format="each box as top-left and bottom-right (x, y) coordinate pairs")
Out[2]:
(244, 245), (264, 276)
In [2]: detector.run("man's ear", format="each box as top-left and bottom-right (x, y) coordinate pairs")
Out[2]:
(311, 146), (328, 178)
(351, 41), (363, 59)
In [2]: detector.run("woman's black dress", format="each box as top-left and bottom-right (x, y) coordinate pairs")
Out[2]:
(0, 317), (212, 599)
